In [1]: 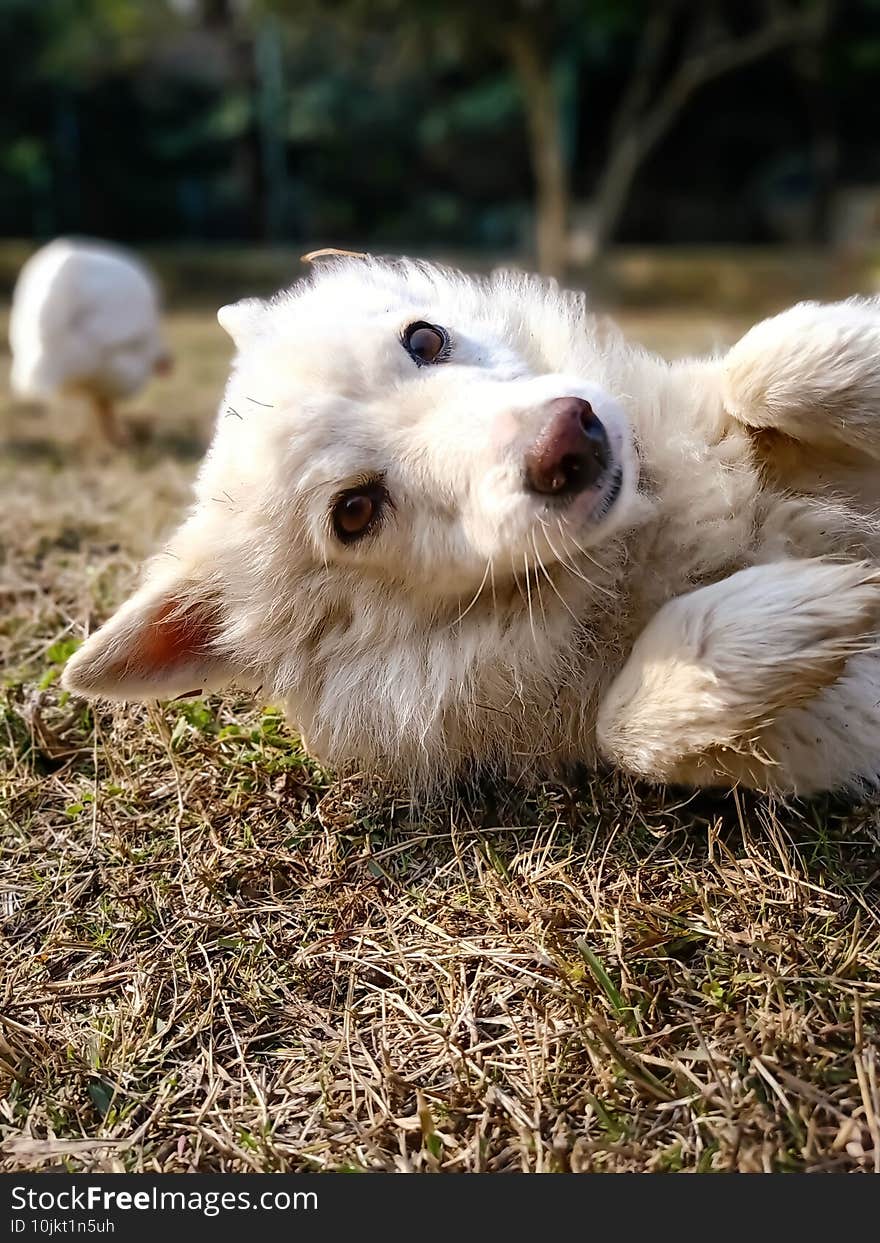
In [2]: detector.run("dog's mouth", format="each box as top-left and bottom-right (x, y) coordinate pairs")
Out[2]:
(595, 464), (623, 517)
(546, 460), (623, 526)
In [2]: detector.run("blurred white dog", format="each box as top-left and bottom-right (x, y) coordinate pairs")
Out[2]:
(64, 255), (880, 795)
(10, 237), (171, 443)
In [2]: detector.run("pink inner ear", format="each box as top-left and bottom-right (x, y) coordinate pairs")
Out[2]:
(116, 599), (215, 679)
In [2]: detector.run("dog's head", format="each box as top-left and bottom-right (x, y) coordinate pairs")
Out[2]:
(64, 256), (643, 781)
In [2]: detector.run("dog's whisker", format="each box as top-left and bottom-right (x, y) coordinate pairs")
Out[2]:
(510, 557), (526, 607)
(528, 535), (548, 624)
(535, 572), (547, 624)
(453, 557), (493, 628)
(552, 517), (618, 600)
(537, 516), (594, 586)
(530, 528), (580, 624)
(522, 552), (538, 646)
(553, 529), (619, 611)
(558, 516), (617, 578)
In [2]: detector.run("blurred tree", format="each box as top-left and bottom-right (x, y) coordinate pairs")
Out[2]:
(502, 7), (583, 279)
(270, 0), (587, 274)
(190, 0), (290, 240)
(0, 0), (166, 236)
(196, 0), (265, 237)
(589, 0), (831, 259)
(267, 1), (832, 273)
(1, 0), (875, 262)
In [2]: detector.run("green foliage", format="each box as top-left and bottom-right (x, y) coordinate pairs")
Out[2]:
(39, 637), (81, 689)
(1, 0), (878, 248)
(35, 0), (188, 80)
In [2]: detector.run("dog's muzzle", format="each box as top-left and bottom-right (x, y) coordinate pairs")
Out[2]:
(523, 397), (611, 500)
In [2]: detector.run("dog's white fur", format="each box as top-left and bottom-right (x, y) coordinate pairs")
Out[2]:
(63, 257), (880, 795)
(10, 238), (167, 404)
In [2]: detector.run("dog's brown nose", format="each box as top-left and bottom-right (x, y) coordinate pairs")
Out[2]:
(524, 397), (610, 497)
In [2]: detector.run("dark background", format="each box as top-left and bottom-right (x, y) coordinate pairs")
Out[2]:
(1, 0), (878, 279)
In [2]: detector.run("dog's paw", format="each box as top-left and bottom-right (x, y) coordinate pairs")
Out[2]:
(597, 559), (880, 781)
(722, 298), (880, 455)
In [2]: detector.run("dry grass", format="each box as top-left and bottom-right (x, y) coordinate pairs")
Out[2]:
(1, 304), (879, 1174)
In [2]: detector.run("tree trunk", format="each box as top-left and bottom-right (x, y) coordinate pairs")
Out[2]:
(588, 4), (823, 262)
(507, 26), (570, 279)
(590, 133), (643, 260)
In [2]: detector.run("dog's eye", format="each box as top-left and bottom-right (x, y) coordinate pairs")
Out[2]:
(402, 321), (448, 365)
(332, 483), (386, 542)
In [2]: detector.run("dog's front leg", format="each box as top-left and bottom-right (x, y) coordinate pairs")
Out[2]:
(722, 298), (880, 458)
(596, 559), (880, 788)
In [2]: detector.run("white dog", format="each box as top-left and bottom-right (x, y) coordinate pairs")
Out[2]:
(63, 255), (880, 795)
(10, 238), (171, 443)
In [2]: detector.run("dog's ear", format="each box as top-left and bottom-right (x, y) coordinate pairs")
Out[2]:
(217, 297), (266, 348)
(62, 569), (232, 702)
